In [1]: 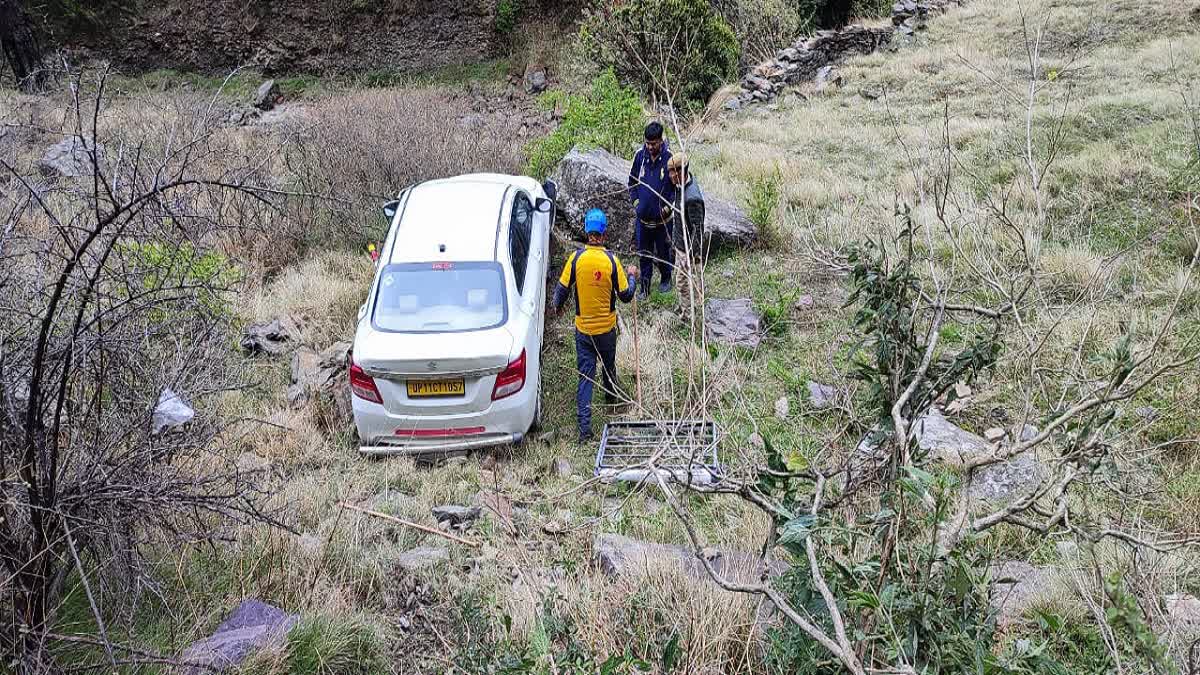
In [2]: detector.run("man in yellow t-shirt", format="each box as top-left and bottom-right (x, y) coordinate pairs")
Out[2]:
(552, 209), (639, 442)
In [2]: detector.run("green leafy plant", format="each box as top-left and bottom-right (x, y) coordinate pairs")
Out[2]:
(496, 0), (522, 35)
(118, 240), (240, 318)
(746, 168), (783, 247)
(524, 70), (645, 179)
(579, 0), (739, 107)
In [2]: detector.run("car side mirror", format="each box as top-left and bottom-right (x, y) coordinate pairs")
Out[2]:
(535, 198), (553, 214)
(382, 200), (401, 222)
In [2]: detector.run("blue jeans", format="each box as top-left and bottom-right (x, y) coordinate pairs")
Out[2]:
(636, 220), (674, 288)
(575, 329), (618, 438)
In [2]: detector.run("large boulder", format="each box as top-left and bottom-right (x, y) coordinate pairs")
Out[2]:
(704, 298), (763, 349)
(39, 136), (105, 180)
(550, 146), (757, 253)
(180, 599), (298, 674)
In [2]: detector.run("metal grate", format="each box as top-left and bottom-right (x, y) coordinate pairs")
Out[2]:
(595, 420), (722, 486)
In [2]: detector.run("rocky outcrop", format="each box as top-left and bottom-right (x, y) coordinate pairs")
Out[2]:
(42, 1), (502, 76)
(726, 1), (966, 111)
(550, 146), (756, 252)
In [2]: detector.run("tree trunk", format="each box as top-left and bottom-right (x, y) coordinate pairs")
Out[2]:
(0, 0), (47, 93)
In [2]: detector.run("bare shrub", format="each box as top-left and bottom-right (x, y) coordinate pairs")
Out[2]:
(285, 87), (525, 248)
(0, 69), (284, 671)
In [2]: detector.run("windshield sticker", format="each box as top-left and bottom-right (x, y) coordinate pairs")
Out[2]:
(382, 274), (394, 287)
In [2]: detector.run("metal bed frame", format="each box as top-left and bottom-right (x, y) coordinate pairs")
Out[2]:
(595, 420), (723, 486)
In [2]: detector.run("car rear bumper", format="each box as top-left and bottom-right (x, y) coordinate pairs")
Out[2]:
(351, 386), (535, 456)
(360, 432), (523, 457)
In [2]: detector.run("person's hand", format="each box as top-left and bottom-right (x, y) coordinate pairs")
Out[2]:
(626, 265), (639, 280)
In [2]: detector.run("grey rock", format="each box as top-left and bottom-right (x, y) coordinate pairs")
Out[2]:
(236, 453), (270, 474)
(967, 453), (1045, 503)
(778, 47), (800, 62)
(394, 546), (450, 572)
(807, 381), (837, 409)
(39, 136), (105, 180)
(431, 505), (481, 526)
(319, 341), (352, 370)
(703, 194), (757, 246)
(550, 146), (756, 253)
(593, 533), (772, 585)
(745, 75), (774, 92)
(748, 432), (765, 450)
(704, 298), (762, 349)
(1055, 540), (1079, 559)
(774, 396), (790, 420)
(288, 348), (338, 407)
(254, 79), (280, 111)
(1165, 594), (1200, 633)
(815, 65), (844, 90)
(180, 599), (297, 674)
(1019, 424), (1040, 442)
(1135, 406), (1157, 420)
(989, 561), (1056, 628)
(152, 388), (194, 435)
(795, 294), (815, 310)
(241, 315), (303, 356)
(723, 97), (743, 112)
(524, 66), (548, 94)
(916, 408), (990, 465)
(549, 457), (573, 478)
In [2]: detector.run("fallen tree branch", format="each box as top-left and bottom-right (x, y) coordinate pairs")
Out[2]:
(337, 502), (480, 548)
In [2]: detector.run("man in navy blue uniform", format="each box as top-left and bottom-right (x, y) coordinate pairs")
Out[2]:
(627, 122), (674, 299)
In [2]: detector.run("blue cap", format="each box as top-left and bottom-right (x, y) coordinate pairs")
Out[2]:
(584, 209), (607, 234)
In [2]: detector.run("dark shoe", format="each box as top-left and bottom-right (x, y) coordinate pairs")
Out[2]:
(578, 430), (595, 444)
(637, 283), (650, 301)
(658, 280), (673, 294)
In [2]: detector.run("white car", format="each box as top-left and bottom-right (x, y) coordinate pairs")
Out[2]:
(350, 174), (555, 457)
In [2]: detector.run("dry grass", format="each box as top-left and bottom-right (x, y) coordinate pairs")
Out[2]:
(8, 0), (1200, 671)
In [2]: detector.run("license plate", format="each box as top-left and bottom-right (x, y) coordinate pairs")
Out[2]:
(406, 379), (466, 398)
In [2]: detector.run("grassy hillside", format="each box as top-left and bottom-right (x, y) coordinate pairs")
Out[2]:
(3, 0), (1198, 672)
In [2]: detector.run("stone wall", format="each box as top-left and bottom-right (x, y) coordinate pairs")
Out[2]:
(725, 0), (966, 110)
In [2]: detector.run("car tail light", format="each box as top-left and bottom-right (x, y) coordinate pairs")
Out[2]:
(349, 362), (383, 404)
(491, 349), (526, 401)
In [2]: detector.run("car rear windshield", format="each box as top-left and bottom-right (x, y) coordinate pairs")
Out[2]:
(371, 261), (508, 333)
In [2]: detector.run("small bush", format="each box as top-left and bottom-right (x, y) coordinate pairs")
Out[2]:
(524, 70), (645, 179)
(281, 614), (386, 675)
(496, 0), (521, 35)
(746, 169), (784, 248)
(579, 0), (739, 107)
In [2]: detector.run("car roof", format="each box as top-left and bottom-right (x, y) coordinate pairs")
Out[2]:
(386, 175), (533, 264)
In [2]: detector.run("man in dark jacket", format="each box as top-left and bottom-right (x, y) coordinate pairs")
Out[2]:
(667, 153), (707, 262)
(628, 122), (673, 298)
